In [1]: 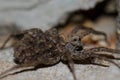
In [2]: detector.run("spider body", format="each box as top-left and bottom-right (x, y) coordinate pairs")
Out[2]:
(0, 25), (120, 80)
(13, 28), (63, 66)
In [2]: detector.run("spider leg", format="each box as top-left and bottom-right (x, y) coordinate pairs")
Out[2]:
(92, 63), (109, 67)
(90, 54), (120, 69)
(70, 48), (120, 68)
(0, 34), (13, 49)
(81, 53), (108, 67)
(96, 54), (120, 60)
(87, 47), (120, 54)
(0, 65), (22, 79)
(0, 67), (37, 79)
(62, 52), (77, 80)
(0, 64), (39, 79)
(104, 58), (120, 69)
(67, 54), (77, 80)
(69, 25), (107, 41)
(0, 30), (28, 50)
(95, 56), (120, 69)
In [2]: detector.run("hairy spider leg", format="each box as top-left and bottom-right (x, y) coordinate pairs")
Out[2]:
(0, 34), (13, 49)
(65, 52), (77, 80)
(91, 54), (120, 69)
(0, 65), (22, 79)
(87, 47), (120, 54)
(68, 25), (107, 41)
(0, 63), (40, 79)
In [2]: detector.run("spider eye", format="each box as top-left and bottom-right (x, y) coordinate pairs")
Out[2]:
(72, 37), (81, 42)
(73, 38), (77, 41)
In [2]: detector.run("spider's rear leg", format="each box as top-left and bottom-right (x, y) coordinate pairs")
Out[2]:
(0, 64), (38, 79)
(0, 31), (26, 50)
(0, 34), (13, 49)
(68, 25), (107, 41)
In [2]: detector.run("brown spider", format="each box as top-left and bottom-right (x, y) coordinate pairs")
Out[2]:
(0, 25), (120, 80)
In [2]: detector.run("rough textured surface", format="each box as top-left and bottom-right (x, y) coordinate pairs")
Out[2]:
(0, 48), (120, 80)
(0, 0), (103, 30)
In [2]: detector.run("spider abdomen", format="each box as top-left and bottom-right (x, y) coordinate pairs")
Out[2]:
(13, 28), (63, 66)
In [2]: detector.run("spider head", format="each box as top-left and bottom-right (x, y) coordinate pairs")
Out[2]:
(70, 36), (82, 46)
(66, 36), (83, 52)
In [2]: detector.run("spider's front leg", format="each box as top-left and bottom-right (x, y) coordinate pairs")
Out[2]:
(89, 53), (120, 69)
(68, 25), (107, 41)
(69, 49), (120, 69)
(76, 47), (120, 68)
(87, 47), (120, 56)
(61, 50), (77, 80)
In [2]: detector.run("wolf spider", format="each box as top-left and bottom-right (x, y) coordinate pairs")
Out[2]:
(0, 25), (120, 80)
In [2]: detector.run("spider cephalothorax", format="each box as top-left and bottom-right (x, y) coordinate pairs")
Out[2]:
(0, 25), (120, 80)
